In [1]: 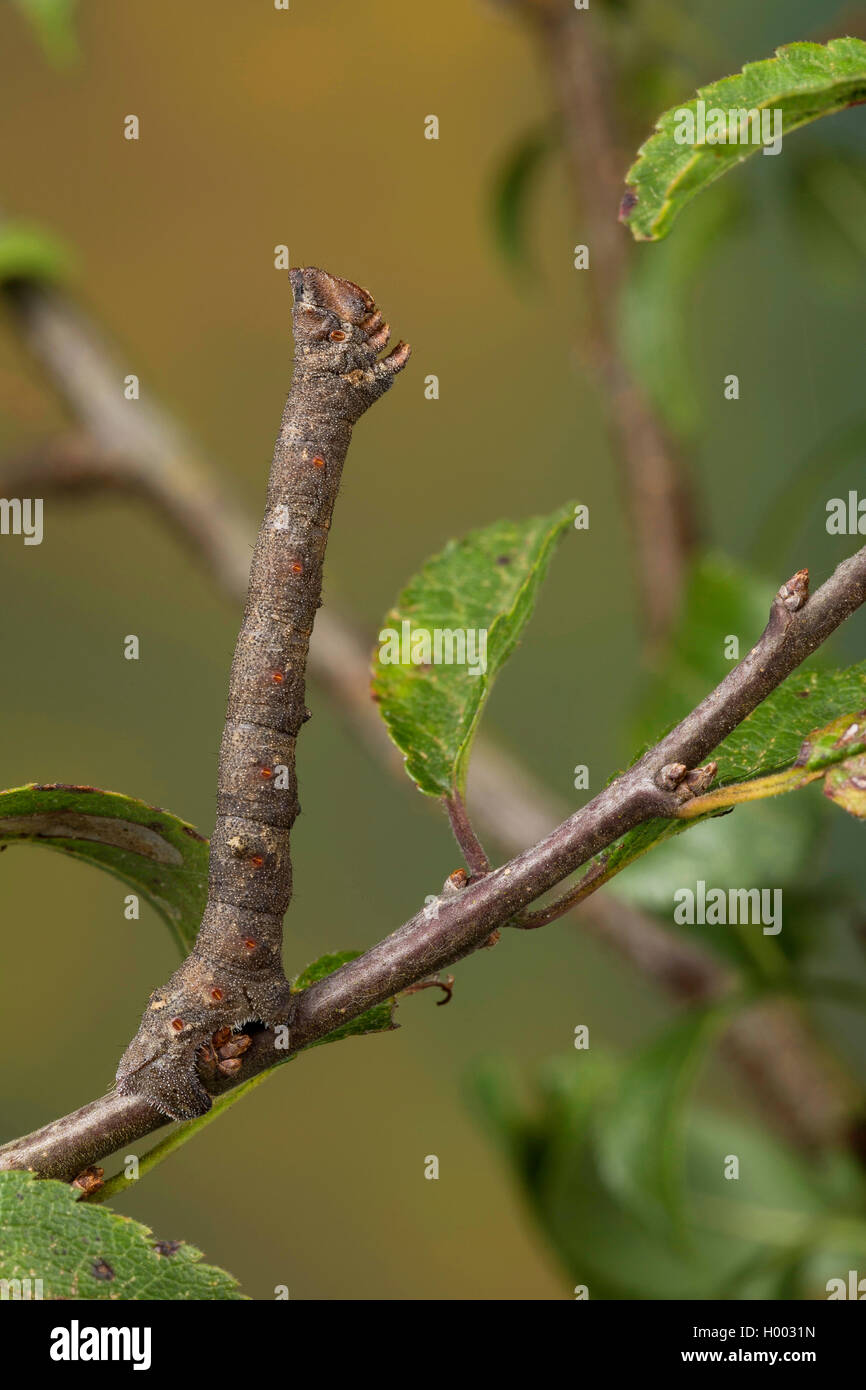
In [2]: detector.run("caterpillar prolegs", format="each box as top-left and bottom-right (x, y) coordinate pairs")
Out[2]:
(115, 268), (410, 1119)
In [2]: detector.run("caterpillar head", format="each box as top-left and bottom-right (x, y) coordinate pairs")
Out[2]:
(289, 266), (410, 385)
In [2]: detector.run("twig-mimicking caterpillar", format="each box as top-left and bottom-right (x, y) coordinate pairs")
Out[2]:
(115, 268), (410, 1119)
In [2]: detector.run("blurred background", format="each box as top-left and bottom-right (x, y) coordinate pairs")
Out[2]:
(2, 0), (866, 1299)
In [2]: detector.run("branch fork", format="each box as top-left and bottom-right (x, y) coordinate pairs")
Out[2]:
(3, 539), (866, 1174)
(4, 247), (866, 1169)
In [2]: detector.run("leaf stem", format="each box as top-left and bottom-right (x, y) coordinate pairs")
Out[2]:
(676, 767), (824, 819)
(445, 792), (491, 878)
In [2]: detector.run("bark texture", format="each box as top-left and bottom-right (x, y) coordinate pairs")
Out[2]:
(114, 268), (409, 1118)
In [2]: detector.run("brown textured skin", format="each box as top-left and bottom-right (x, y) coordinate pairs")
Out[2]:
(115, 269), (410, 1119)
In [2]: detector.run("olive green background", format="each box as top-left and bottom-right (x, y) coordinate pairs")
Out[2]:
(0, 0), (864, 1298)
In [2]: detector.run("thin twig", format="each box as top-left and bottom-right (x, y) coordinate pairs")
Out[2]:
(4, 547), (865, 1177)
(513, 853), (610, 927)
(496, 0), (696, 646)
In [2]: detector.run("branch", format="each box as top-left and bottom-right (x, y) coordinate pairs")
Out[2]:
(8, 443), (845, 1153)
(112, 267), (410, 1119)
(0, 224), (856, 1158)
(0, 265), (715, 1009)
(4, 546), (865, 1177)
(496, 0), (696, 645)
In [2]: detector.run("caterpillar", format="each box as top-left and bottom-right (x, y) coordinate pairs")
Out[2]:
(115, 267), (410, 1119)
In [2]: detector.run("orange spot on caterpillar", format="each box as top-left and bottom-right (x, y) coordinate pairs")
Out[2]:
(312, 456), (325, 468)
(243, 938), (258, 950)
(171, 1017), (184, 1032)
(210, 988), (223, 1002)
(260, 767), (273, 780)
(329, 330), (347, 341)
(250, 854), (264, 867)
(271, 671), (284, 684)
(290, 561), (303, 575)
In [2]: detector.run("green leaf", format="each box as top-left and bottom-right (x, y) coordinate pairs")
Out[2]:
(608, 557), (822, 939)
(292, 950), (395, 1046)
(0, 221), (72, 284)
(11, 0), (78, 64)
(589, 554), (866, 941)
(490, 124), (557, 275)
(610, 666), (866, 893)
(0, 784), (208, 955)
(608, 812), (817, 981)
(626, 546), (861, 767)
(593, 1008), (728, 1234)
(0, 792), (409, 1022)
(712, 663), (866, 784)
(372, 504), (575, 797)
(0, 1170), (243, 1299)
(291, 949), (361, 991)
(621, 39), (866, 241)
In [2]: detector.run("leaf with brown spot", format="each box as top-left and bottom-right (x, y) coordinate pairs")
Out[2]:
(0, 1171), (244, 1299)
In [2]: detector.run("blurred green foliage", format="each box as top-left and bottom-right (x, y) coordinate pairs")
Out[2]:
(473, 1045), (866, 1300)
